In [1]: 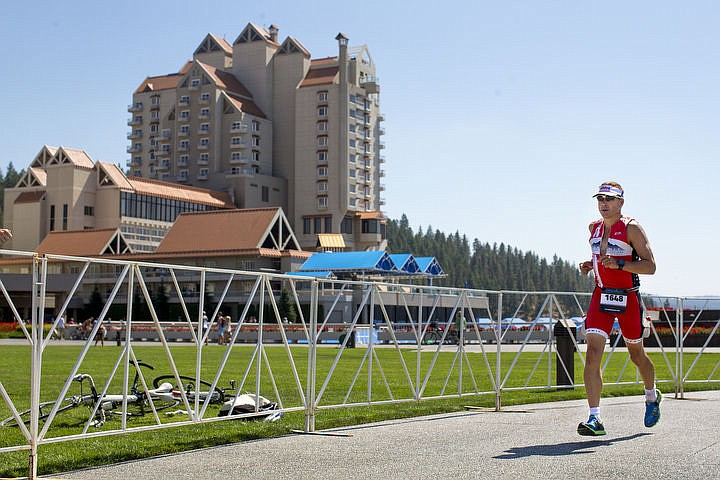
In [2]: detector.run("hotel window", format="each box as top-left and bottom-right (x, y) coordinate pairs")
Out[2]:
(325, 216), (332, 233)
(314, 217), (322, 233)
(349, 184), (356, 193)
(349, 139), (355, 148)
(303, 217), (311, 234)
(231, 152), (242, 161)
(178, 155), (188, 165)
(180, 125), (189, 135)
(62, 204), (68, 230)
(200, 123), (209, 132)
(231, 136), (243, 145)
(317, 151), (327, 162)
(190, 78), (200, 88)
(179, 170), (188, 179)
(199, 153), (209, 163)
(349, 109), (355, 118)
(150, 124), (158, 133)
(341, 216), (353, 234)
(252, 120), (260, 132)
(349, 198), (357, 207)
(200, 108), (210, 118)
(179, 140), (189, 151)
(84, 206), (95, 216)
(231, 121), (243, 131)
(318, 136), (328, 147)
(200, 92), (211, 102)
(252, 151), (260, 162)
(317, 121), (328, 132)
(318, 181), (328, 193)
(199, 138), (209, 147)
(317, 107), (328, 118)
(198, 168), (209, 178)
(349, 168), (356, 178)
(252, 135), (260, 147)
(180, 110), (190, 119)
(317, 167), (328, 177)
(349, 124), (356, 133)
(317, 91), (328, 102)
(151, 110), (159, 120)
(180, 95), (190, 105)
(317, 197), (328, 208)
(49, 205), (55, 231)
(349, 154), (356, 163)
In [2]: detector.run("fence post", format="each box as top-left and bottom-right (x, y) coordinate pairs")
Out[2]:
(28, 254), (47, 480)
(677, 297), (684, 399)
(495, 292), (503, 411)
(305, 280), (318, 432)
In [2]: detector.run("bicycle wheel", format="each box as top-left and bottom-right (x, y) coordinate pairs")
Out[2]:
(152, 375), (224, 404)
(423, 330), (440, 345)
(0, 397), (80, 427)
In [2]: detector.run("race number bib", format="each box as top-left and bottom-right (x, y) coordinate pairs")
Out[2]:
(599, 289), (627, 314)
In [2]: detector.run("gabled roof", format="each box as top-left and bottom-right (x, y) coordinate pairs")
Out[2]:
(155, 207), (301, 254)
(277, 36), (311, 58)
(96, 162), (133, 189)
(29, 145), (58, 168)
(194, 33), (233, 56)
(299, 251), (396, 273)
(233, 23), (279, 47)
(15, 167), (47, 188)
(126, 176), (233, 207)
(198, 61), (254, 98)
(221, 91), (267, 119)
(135, 62), (193, 94)
(36, 229), (132, 256)
(48, 147), (94, 169)
(415, 257), (445, 276)
(389, 254), (421, 274)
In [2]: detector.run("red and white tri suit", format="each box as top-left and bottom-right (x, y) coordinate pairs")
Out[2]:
(586, 216), (644, 343)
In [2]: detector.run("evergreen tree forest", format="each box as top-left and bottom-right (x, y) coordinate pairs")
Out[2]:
(387, 214), (593, 296)
(0, 163), (24, 225)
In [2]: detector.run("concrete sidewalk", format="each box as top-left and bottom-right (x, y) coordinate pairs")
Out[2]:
(46, 390), (719, 480)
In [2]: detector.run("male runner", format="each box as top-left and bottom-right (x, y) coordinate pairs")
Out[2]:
(577, 181), (660, 436)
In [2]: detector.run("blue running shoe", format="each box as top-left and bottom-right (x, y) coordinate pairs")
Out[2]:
(644, 389), (662, 427)
(577, 414), (606, 436)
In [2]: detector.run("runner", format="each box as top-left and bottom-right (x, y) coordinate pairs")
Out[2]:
(577, 181), (660, 436)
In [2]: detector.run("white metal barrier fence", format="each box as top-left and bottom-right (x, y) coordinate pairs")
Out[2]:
(0, 251), (718, 478)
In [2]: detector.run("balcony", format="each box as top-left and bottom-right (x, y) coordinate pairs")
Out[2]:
(378, 128), (385, 136)
(197, 172), (208, 180)
(379, 183), (385, 191)
(378, 142), (386, 149)
(126, 145), (142, 153)
(230, 154), (249, 164)
(198, 127), (210, 134)
(158, 147), (171, 156)
(177, 144), (189, 152)
(377, 113), (385, 122)
(379, 155), (386, 163)
(198, 143), (209, 150)
(127, 103), (143, 112)
(128, 117), (143, 126)
(360, 76), (380, 94)
(230, 124), (248, 133)
(161, 129), (172, 139)
(127, 158), (142, 167)
(230, 141), (247, 149)
(229, 166), (255, 177)
(379, 170), (386, 177)
(178, 129), (189, 137)
(179, 98), (190, 107)
(127, 130), (142, 139)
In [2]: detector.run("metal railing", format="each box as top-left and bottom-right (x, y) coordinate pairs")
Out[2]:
(0, 251), (718, 478)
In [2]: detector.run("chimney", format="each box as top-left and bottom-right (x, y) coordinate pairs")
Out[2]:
(269, 24), (279, 43)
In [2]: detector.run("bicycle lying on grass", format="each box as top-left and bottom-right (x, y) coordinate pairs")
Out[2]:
(0, 362), (228, 428)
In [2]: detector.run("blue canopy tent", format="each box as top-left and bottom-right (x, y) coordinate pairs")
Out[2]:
(284, 271), (337, 279)
(388, 254), (421, 274)
(298, 251), (397, 276)
(414, 257), (445, 276)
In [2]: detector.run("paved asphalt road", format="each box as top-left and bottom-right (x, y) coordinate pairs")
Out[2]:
(41, 389), (718, 480)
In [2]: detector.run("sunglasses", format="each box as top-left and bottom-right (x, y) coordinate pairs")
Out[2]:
(595, 195), (619, 202)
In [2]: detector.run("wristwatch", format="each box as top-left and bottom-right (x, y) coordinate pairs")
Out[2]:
(617, 259), (625, 270)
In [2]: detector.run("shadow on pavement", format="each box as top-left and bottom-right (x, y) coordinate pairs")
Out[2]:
(494, 433), (652, 459)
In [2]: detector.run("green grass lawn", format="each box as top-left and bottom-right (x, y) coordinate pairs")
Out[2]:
(0, 344), (718, 477)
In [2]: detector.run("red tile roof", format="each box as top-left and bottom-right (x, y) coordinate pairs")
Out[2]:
(14, 191), (46, 204)
(126, 176), (234, 208)
(36, 229), (118, 256)
(156, 208), (282, 254)
(134, 62), (193, 94)
(299, 66), (339, 88)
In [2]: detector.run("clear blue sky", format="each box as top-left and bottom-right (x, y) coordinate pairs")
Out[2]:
(2, 1), (718, 297)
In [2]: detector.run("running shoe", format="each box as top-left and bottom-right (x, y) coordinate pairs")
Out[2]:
(577, 414), (606, 436)
(644, 389), (662, 427)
